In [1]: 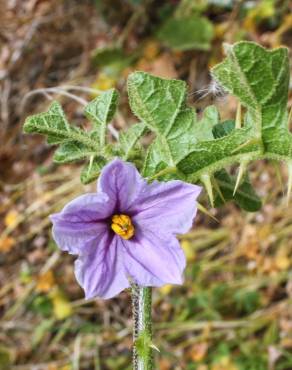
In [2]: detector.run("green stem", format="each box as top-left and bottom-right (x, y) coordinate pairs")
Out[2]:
(132, 285), (153, 370)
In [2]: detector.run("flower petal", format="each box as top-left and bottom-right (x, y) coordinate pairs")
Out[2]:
(54, 192), (113, 221)
(131, 180), (201, 235)
(98, 159), (146, 212)
(75, 234), (129, 299)
(51, 218), (106, 255)
(122, 227), (186, 286)
(50, 193), (111, 255)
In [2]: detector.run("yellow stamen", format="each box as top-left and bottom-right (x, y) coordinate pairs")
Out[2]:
(111, 214), (135, 240)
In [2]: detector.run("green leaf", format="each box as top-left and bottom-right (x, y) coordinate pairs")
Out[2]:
(24, 101), (70, 139)
(194, 105), (220, 141)
(214, 170), (262, 212)
(84, 89), (119, 147)
(119, 122), (147, 160)
(177, 42), (290, 182)
(158, 15), (214, 51)
(81, 156), (107, 184)
(23, 101), (110, 184)
(212, 119), (235, 139)
(23, 102), (100, 152)
(211, 41), (292, 170)
(128, 71), (198, 177)
(211, 41), (289, 136)
(53, 142), (96, 163)
(212, 120), (262, 212)
(93, 46), (133, 69)
(23, 42), (292, 209)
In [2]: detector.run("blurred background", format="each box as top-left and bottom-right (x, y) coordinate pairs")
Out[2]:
(1, 0), (292, 369)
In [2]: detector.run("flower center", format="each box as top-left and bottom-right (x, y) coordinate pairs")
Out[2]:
(111, 214), (135, 240)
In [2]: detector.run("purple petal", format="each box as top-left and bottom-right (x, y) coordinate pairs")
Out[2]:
(131, 180), (201, 235)
(50, 193), (111, 255)
(122, 227), (186, 286)
(53, 192), (113, 222)
(75, 233), (129, 299)
(97, 159), (146, 213)
(51, 217), (107, 255)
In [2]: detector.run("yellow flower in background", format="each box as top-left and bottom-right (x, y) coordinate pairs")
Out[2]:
(4, 210), (19, 227)
(181, 239), (196, 262)
(35, 270), (55, 293)
(49, 288), (73, 320)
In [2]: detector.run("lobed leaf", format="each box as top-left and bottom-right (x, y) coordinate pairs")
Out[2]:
(23, 41), (292, 211)
(84, 89), (119, 147)
(128, 71), (198, 176)
(119, 122), (147, 160)
(23, 102), (100, 152)
(53, 142), (96, 164)
(212, 42), (289, 133)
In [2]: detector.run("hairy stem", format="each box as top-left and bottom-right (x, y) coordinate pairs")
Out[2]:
(132, 285), (153, 370)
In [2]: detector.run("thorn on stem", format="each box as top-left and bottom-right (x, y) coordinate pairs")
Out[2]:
(212, 178), (225, 203)
(235, 103), (242, 129)
(197, 202), (219, 222)
(200, 174), (214, 208)
(149, 343), (160, 352)
(233, 161), (248, 196)
(231, 138), (261, 154)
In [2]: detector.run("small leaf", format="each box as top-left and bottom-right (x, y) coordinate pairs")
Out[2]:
(81, 156), (107, 184)
(119, 122), (147, 160)
(84, 89), (119, 147)
(24, 102), (70, 139)
(212, 119), (235, 139)
(212, 120), (262, 212)
(23, 102), (99, 152)
(158, 15), (214, 51)
(53, 142), (95, 163)
(194, 105), (220, 141)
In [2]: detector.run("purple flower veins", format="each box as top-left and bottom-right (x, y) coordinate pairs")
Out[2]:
(50, 159), (201, 299)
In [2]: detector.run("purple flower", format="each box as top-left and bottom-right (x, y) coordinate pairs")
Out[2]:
(50, 159), (201, 299)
